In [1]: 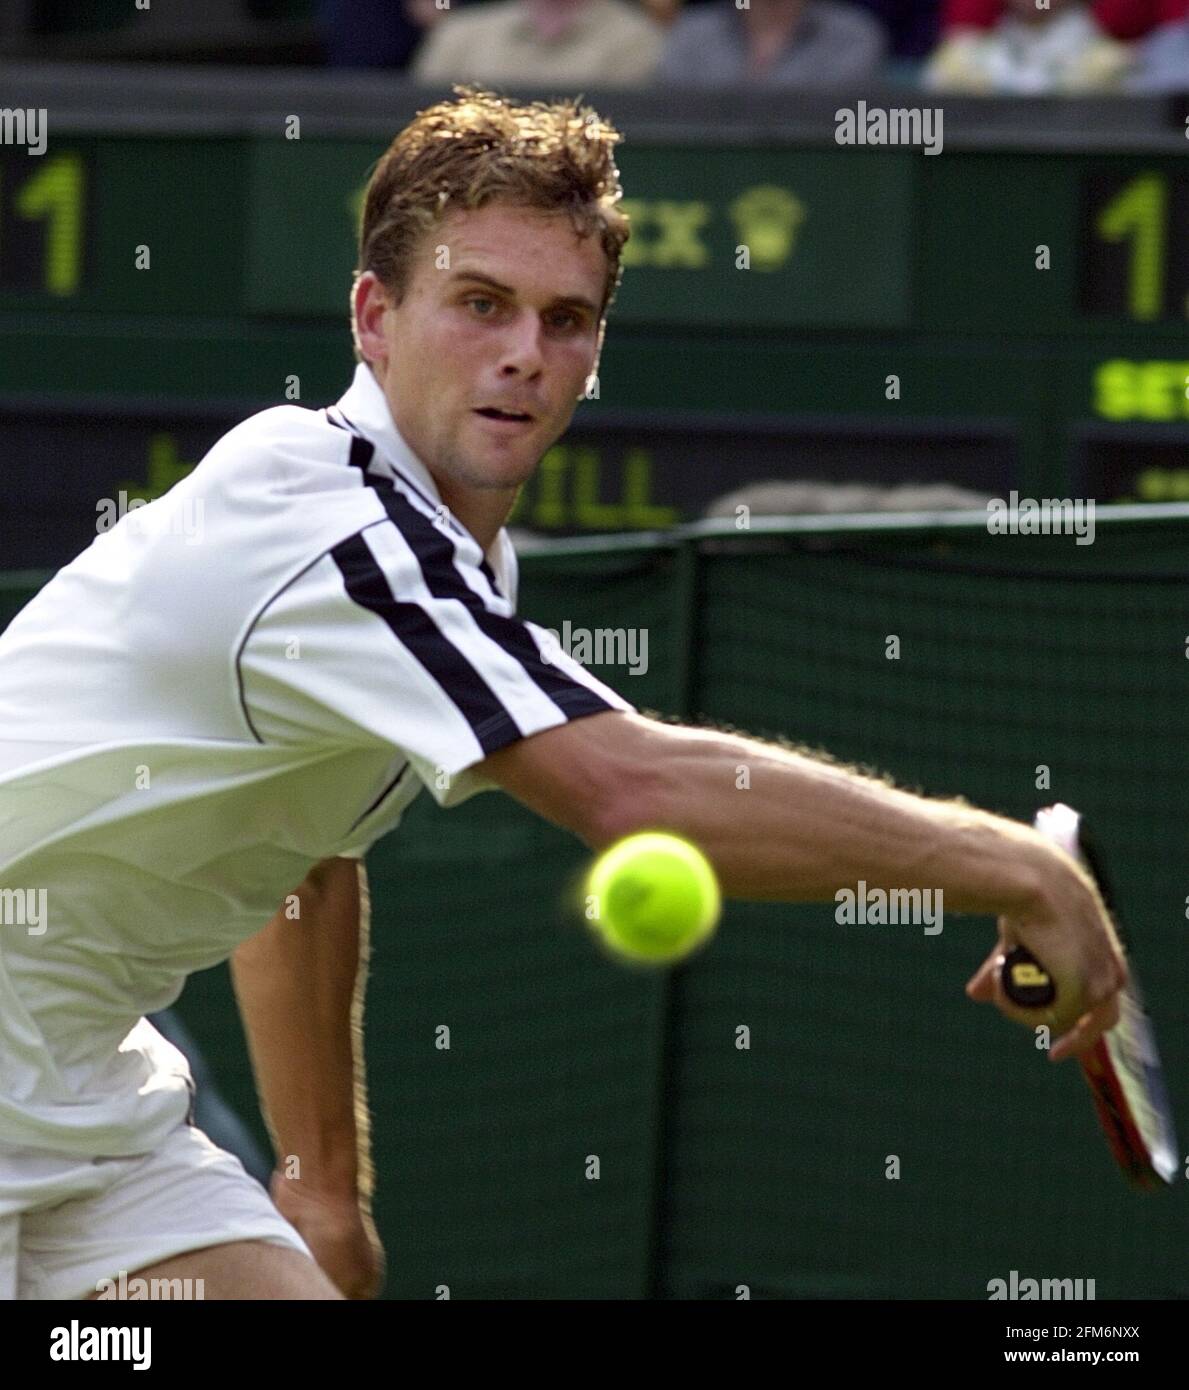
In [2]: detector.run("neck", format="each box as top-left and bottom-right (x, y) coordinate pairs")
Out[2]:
(366, 361), (515, 555)
(435, 479), (518, 556)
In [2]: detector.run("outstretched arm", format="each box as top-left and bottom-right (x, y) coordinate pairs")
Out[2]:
(230, 855), (383, 1298)
(479, 710), (1126, 1061)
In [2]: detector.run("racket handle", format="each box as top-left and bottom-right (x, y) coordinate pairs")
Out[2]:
(1001, 945), (1057, 1008)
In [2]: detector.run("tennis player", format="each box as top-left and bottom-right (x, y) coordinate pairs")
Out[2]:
(0, 86), (1125, 1301)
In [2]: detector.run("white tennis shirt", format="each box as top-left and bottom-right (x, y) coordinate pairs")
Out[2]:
(0, 363), (633, 1158)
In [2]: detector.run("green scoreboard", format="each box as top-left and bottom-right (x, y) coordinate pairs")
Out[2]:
(7, 139), (1189, 332)
(3, 85), (1188, 565)
(6, 139), (1188, 332)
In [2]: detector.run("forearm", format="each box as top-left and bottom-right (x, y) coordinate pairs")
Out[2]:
(230, 856), (370, 1199)
(487, 711), (1122, 1050)
(618, 720), (1080, 917)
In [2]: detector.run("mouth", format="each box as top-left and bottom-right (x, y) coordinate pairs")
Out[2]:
(473, 406), (535, 427)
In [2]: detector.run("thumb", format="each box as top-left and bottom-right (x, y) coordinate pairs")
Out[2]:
(965, 950), (1003, 1003)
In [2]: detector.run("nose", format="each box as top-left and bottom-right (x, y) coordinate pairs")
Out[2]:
(497, 311), (545, 379)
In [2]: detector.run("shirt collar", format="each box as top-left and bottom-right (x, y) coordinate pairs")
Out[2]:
(331, 362), (518, 602)
(334, 361), (444, 505)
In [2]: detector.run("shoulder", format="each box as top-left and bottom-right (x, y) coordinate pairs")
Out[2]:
(234, 400), (336, 443)
(199, 402), (345, 476)
(188, 401), (383, 540)
(209, 401), (332, 455)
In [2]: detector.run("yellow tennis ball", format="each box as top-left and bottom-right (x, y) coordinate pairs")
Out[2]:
(585, 832), (721, 965)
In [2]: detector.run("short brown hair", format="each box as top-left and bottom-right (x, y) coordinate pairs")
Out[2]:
(355, 85), (630, 334)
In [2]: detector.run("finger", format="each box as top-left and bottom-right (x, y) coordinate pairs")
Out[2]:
(1051, 999), (1118, 1063)
(965, 952), (1003, 1003)
(1049, 992), (1120, 1063)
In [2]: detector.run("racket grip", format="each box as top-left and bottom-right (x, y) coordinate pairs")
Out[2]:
(1001, 945), (1058, 1008)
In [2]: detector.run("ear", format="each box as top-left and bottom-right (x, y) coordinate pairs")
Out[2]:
(352, 271), (392, 368)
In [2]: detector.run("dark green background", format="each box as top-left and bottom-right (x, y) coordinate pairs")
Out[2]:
(5, 138), (1188, 335)
(4, 135), (1189, 514)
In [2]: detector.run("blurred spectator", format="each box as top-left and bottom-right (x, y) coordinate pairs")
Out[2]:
(1094, 0), (1187, 35)
(941, 0), (1187, 38)
(659, 0), (940, 55)
(1126, 17), (1189, 85)
(319, 0), (438, 68)
(924, 0), (1133, 90)
(851, 0), (942, 56)
(639, 0), (687, 22)
(655, 0), (886, 86)
(412, 0), (664, 85)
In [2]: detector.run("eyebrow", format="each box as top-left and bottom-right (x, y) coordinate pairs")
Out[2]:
(448, 269), (599, 315)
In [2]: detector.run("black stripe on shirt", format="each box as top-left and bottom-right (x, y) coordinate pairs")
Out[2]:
(374, 486), (616, 722)
(326, 409), (381, 481)
(331, 532), (521, 754)
(328, 407), (504, 599)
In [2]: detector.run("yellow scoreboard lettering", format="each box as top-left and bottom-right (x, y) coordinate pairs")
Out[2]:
(729, 185), (806, 271)
(1093, 359), (1189, 421)
(528, 446), (568, 529)
(510, 445), (678, 530)
(4, 152), (85, 297)
(116, 434), (196, 503)
(1094, 173), (1167, 322)
(619, 198), (711, 269)
(573, 446), (625, 529)
(621, 449), (679, 527)
(1134, 467), (1189, 501)
(620, 187), (803, 271)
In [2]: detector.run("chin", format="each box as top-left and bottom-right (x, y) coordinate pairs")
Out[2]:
(476, 441), (542, 480)
(493, 459), (539, 490)
(453, 456), (532, 491)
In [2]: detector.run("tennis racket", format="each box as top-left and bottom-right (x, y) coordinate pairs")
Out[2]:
(1000, 803), (1178, 1191)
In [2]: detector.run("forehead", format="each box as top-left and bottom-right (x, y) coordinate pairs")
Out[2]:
(416, 201), (608, 300)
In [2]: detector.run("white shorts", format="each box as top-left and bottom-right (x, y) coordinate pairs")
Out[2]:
(0, 1120), (312, 1300)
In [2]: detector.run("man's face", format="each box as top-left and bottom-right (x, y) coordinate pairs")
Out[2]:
(357, 201), (607, 495)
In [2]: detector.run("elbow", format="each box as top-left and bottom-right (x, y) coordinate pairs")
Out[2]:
(484, 710), (678, 851)
(577, 713), (689, 850)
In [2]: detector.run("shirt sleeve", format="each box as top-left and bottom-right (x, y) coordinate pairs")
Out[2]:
(237, 510), (635, 809)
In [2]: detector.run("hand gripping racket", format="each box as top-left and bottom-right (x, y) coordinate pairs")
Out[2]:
(1000, 804), (1178, 1191)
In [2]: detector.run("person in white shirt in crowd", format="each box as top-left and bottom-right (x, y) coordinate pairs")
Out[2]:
(413, 0), (664, 86)
(925, 0), (1134, 90)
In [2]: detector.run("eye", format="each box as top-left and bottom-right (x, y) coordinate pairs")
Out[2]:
(465, 295), (498, 317)
(547, 309), (583, 331)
